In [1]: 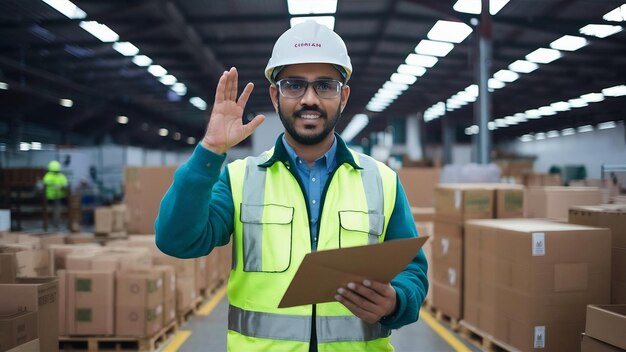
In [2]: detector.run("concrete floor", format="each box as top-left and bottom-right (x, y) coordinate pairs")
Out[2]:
(175, 297), (480, 352)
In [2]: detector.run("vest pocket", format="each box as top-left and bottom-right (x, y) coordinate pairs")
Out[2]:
(240, 204), (294, 272)
(338, 211), (384, 248)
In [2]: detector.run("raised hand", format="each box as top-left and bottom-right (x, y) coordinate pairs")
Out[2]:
(201, 67), (265, 154)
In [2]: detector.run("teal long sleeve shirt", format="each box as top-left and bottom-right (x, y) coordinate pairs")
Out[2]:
(155, 136), (429, 330)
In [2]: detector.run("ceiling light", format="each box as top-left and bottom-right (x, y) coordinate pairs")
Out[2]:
(427, 20), (473, 43)
(488, 78), (505, 90)
(602, 85), (626, 97)
(525, 109), (541, 119)
(287, 0), (337, 15)
(488, 122), (497, 130)
(525, 48), (561, 64)
(603, 5), (626, 22)
(513, 113), (527, 122)
(79, 21), (119, 42)
(341, 114), (369, 142)
(508, 60), (539, 73)
(504, 116), (518, 125)
(20, 142), (31, 151)
(465, 84), (479, 96)
(0, 82), (8, 90)
(41, 0), (86, 19)
(132, 55), (152, 67)
(561, 128), (576, 136)
(569, 98), (588, 108)
(495, 119), (508, 127)
(547, 130), (559, 138)
(453, 0), (510, 15)
(290, 16), (335, 30)
(59, 99), (73, 107)
(580, 92), (604, 103)
(158, 128), (169, 137)
(414, 40), (454, 57)
(173, 132), (182, 140)
(456, 91), (476, 102)
(550, 101), (571, 111)
(520, 134), (533, 142)
(30, 142), (42, 150)
(367, 105), (385, 112)
(579, 24), (623, 38)
(598, 121), (616, 130)
(390, 73), (417, 85)
(397, 64), (426, 77)
(383, 81), (409, 92)
(538, 106), (556, 116)
(405, 54), (438, 68)
(535, 132), (546, 140)
(148, 65), (167, 77)
(112, 42), (139, 56)
(493, 69), (519, 82)
(159, 75), (177, 85)
(117, 115), (128, 124)
(549, 35), (588, 51)
(376, 89), (401, 99)
(190, 97), (207, 110)
(577, 125), (594, 133)
(172, 82), (187, 96)
(186, 137), (196, 145)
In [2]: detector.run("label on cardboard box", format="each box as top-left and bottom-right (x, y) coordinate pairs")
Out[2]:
(532, 233), (545, 256)
(534, 325), (545, 348)
(448, 268), (457, 286)
(441, 239), (449, 255)
(454, 191), (461, 209)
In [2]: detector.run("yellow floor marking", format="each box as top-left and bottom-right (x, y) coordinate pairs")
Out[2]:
(420, 308), (471, 352)
(196, 286), (227, 316)
(161, 330), (191, 352)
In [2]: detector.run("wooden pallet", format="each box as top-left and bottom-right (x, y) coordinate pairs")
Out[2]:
(459, 320), (521, 352)
(176, 295), (204, 325)
(59, 319), (177, 352)
(426, 305), (460, 331)
(200, 279), (226, 300)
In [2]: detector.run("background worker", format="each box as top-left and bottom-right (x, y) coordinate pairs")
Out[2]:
(156, 21), (428, 352)
(43, 160), (68, 229)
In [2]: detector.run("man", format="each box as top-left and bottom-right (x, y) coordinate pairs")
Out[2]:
(156, 21), (428, 352)
(43, 160), (68, 229)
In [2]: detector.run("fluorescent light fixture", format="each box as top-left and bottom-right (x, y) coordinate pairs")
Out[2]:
(172, 82), (187, 96)
(30, 142), (42, 150)
(414, 40), (454, 57)
(547, 130), (560, 138)
(456, 91), (476, 102)
(598, 121), (616, 130)
(580, 92), (604, 103)
(190, 97), (207, 110)
(397, 64), (426, 77)
(341, 114), (369, 142)
(158, 128), (169, 137)
(159, 75), (177, 85)
(549, 35), (588, 51)
(59, 99), (73, 107)
(535, 132), (546, 140)
(383, 81), (409, 92)
(569, 98), (588, 108)
(525, 48), (561, 64)
(79, 21), (119, 42)
(602, 85), (626, 97)
(41, 0), (86, 19)
(538, 106), (556, 116)
(493, 69), (519, 82)
(453, 0), (510, 15)
(464, 127), (474, 135)
(148, 65), (167, 77)
(390, 73), (417, 85)
(287, 0), (337, 15)
(117, 115), (128, 124)
(488, 122), (497, 130)
(367, 105), (385, 112)
(577, 125), (594, 133)
(579, 24), (623, 38)
(371, 96), (394, 104)
(603, 5), (626, 22)
(550, 101), (571, 111)
(525, 109), (542, 119)
(508, 60), (539, 73)
(0, 82), (8, 90)
(520, 134), (533, 142)
(290, 16), (335, 30)
(405, 54), (438, 68)
(495, 119), (508, 128)
(112, 42), (139, 56)
(186, 137), (196, 145)
(504, 116), (518, 125)
(132, 55), (152, 67)
(20, 142), (31, 151)
(465, 84), (479, 96)
(173, 132), (182, 140)
(427, 20), (473, 43)
(376, 89), (401, 99)
(513, 113), (527, 122)
(488, 78), (505, 90)
(561, 128), (576, 136)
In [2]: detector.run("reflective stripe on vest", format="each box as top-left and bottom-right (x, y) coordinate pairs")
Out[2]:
(241, 154), (271, 272)
(229, 305), (391, 343)
(354, 152), (384, 244)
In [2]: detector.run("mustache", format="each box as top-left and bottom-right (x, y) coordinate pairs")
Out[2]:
(295, 106), (325, 117)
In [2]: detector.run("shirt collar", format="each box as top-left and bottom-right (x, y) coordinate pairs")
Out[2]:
(281, 135), (337, 173)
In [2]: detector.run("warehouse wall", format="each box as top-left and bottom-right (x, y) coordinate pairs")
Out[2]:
(500, 123), (626, 179)
(252, 112), (283, 156)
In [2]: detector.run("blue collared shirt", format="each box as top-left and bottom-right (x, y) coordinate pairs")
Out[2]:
(282, 135), (337, 250)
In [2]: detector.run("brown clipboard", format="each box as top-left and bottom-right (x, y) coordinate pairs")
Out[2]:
(278, 236), (429, 308)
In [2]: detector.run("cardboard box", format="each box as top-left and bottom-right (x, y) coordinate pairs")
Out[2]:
(94, 207), (113, 234)
(0, 247), (50, 282)
(397, 168), (440, 207)
(34, 234), (65, 249)
(431, 220), (463, 319)
(176, 277), (196, 314)
(115, 270), (163, 337)
(613, 280), (626, 304)
(585, 305), (626, 350)
(525, 187), (601, 219)
(0, 311), (38, 352)
(581, 334), (624, 352)
(155, 266), (176, 302)
(195, 257), (207, 295)
(57, 270), (66, 336)
(6, 338), (40, 352)
(464, 219), (611, 352)
(163, 298), (176, 326)
(0, 277), (59, 352)
(569, 205), (626, 248)
(125, 167), (176, 234)
(494, 184), (524, 218)
(0, 250), (16, 283)
(66, 271), (114, 336)
(435, 184), (494, 222)
(154, 255), (195, 280)
(205, 253), (220, 291)
(523, 173), (562, 186)
(112, 204), (127, 232)
(48, 244), (101, 272)
(65, 233), (97, 245)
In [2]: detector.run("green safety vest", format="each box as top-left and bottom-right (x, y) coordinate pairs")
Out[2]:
(43, 171), (68, 200)
(227, 147), (398, 352)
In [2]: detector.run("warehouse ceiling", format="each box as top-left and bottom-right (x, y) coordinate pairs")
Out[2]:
(0, 0), (625, 149)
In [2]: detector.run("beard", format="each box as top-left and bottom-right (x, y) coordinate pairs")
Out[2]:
(277, 97), (341, 145)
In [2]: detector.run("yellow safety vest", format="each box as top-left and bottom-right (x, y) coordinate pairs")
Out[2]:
(227, 147), (397, 352)
(43, 172), (68, 200)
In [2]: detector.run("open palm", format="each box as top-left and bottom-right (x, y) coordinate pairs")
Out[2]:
(202, 67), (265, 154)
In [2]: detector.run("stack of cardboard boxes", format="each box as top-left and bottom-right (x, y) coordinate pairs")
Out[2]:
(581, 305), (626, 352)
(124, 167), (176, 234)
(411, 207), (434, 303)
(94, 204), (128, 238)
(525, 187), (602, 219)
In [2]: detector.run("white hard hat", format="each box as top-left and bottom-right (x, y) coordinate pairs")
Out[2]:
(265, 21), (352, 83)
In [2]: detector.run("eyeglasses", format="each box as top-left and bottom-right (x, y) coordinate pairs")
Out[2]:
(276, 79), (344, 99)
